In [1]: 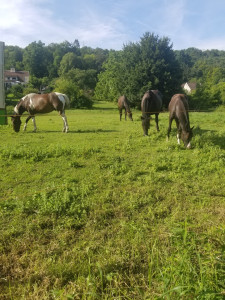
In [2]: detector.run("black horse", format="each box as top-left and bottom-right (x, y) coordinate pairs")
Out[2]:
(141, 90), (162, 135)
(167, 93), (193, 148)
(118, 95), (133, 121)
(11, 92), (70, 132)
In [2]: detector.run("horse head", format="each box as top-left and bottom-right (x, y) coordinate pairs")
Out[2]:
(128, 111), (133, 121)
(11, 115), (22, 132)
(141, 115), (151, 135)
(181, 126), (194, 148)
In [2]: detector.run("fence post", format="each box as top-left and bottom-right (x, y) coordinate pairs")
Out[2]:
(0, 41), (7, 125)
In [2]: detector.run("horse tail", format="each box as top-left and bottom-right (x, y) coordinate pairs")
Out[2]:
(54, 92), (70, 109)
(124, 96), (131, 113)
(142, 93), (149, 117)
(63, 94), (70, 108)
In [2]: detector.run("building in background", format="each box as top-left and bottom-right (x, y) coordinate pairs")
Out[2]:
(182, 82), (197, 94)
(4, 68), (29, 88)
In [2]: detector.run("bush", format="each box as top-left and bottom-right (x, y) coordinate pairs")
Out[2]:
(71, 95), (93, 109)
(9, 84), (24, 99)
(53, 78), (93, 109)
(23, 87), (39, 96)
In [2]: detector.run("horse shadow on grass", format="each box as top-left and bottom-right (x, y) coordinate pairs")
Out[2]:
(31, 129), (118, 134)
(193, 126), (225, 149)
(69, 129), (118, 134)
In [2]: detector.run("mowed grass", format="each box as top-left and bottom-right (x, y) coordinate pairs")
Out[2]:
(0, 101), (225, 299)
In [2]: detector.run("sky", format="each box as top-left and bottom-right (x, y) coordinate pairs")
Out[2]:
(1, 0), (225, 51)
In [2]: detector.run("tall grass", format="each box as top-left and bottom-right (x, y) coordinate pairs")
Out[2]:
(0, 102), (224, 299)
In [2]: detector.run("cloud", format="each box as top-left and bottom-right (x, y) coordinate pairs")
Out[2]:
(0, 0), (56, 46)
(1, 0), (225, 51)
(0, 0), (128, 49)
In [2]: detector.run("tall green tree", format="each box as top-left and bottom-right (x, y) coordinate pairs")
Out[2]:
(23, 41), (52, 78)
(58, 52), (82, 76)
(95, 50), (124, 102)
(4, 46), (24, 70)
(95, 32), (182, 107)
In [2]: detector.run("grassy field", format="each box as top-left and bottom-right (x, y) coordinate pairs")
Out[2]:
(0, 101), (225, 299)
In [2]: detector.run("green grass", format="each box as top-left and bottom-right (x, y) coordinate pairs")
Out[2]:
(0, 101), (225, 299)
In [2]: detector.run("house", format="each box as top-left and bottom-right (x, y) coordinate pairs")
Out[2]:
(182, 82), (197, 94)
(4, 68), (29, 88)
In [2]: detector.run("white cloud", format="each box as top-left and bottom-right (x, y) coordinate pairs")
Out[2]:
(1, 0), (225, 50)
(0, 0), (127, 49)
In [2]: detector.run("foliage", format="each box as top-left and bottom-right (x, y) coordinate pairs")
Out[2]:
(95, 33), (182, 107)
(58, 52), (82, 76)
(53, 77), (93, 108)
(5, 36), (225, 109)
(65, 68), (97, 91)
(8, 84), (23, 99)
(4, 45), (24, 70)
(1, 102), (225, 299)
(23, 41), (51, 78)
(23, 87), (39, 95)
(94, 50), (124, 102)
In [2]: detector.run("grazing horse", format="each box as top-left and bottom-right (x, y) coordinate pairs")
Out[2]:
(167, 94), (193, 148)
(118, 95), (133, 121)
(11, 92), (70, 132)
(141, 90), (162, 136)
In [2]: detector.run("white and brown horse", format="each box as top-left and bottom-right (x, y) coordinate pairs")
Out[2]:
(118, 95), (133, 121)
(167, 94), (193, 148)
(11, 92), (70, 132)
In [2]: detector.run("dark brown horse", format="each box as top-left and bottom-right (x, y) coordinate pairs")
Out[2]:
(141, 90), (162, 136)
(118, 95), (133, 121)
(11, 92), (70, 132)
(167, 94), (193, 148)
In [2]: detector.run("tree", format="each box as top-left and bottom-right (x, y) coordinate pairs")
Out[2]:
(4, 46), (24, 70)
(94, 50), (124, 102)
(53, 78), (93, 108)
(23, 41), (52, 78)
(58, 52), (82, 76)
(65, 68), (97, 91)
(95, 32), (182, 107)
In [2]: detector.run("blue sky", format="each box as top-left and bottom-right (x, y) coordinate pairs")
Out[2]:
(1, 0), (225, 50)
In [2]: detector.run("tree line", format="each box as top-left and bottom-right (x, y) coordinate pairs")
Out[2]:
(5, 32), (225, 109)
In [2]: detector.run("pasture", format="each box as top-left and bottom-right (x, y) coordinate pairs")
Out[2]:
(0, 101), (225, 299)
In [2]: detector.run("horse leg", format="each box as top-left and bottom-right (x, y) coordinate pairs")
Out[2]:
(175, 119), (181, 144)
(155, 113), (159, 131)
(23, 115), (32, 131)
(167, 116), (173, 140)
(125, 109), (127, 121)
(32, 117), (37, 132)
(119, 109), (122, 121)
(142, 116), (150, 136)
(61, 112), (69, 132)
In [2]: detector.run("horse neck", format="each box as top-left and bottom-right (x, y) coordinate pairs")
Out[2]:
(180, 111), (190, 132)
(15, 101), (26, 115)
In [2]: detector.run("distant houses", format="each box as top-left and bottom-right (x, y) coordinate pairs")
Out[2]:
(4, 68), (29, 88)
(182, 82), (197, 94)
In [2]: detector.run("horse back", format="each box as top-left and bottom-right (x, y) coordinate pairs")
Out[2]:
(21, 93), (62, 114)
(141, 90), (162, 114)
(169, 94), (189, 117)
(118, 95), (128, 109)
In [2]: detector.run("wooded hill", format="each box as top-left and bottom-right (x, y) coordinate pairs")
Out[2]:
(4, 32), (225, 109)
